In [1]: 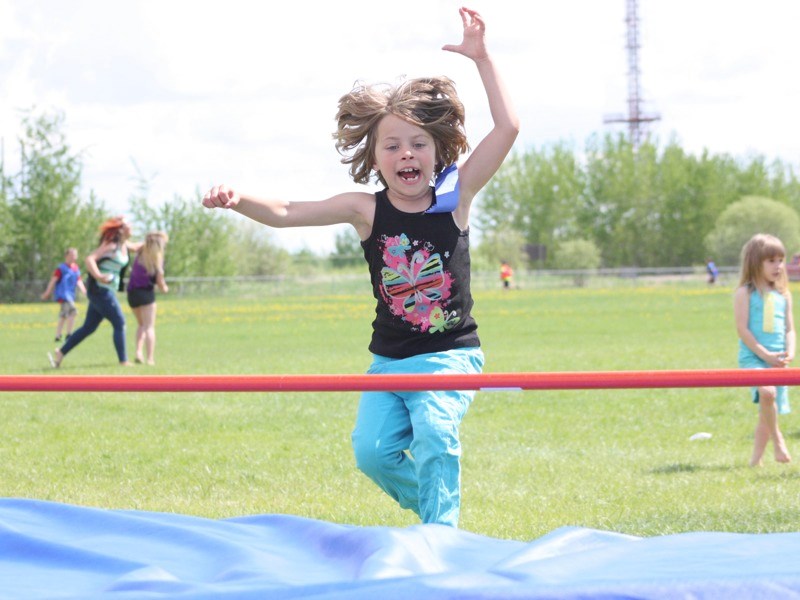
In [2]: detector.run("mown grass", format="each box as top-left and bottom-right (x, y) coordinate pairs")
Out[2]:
(1, 282), (798, 540)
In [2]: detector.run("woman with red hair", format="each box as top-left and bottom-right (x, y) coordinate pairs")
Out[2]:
(49, 217), (142, 367)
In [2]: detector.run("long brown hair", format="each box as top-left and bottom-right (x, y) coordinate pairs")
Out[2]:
(334, 76), (469, 186)
(738, 233), (788, 293)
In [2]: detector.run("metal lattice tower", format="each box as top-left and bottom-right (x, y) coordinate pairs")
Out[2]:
(604, 0), (660, 147)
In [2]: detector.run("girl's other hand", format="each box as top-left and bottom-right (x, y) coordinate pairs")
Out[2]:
(769, 351), (790, 367)
(202, 185), (240, 209)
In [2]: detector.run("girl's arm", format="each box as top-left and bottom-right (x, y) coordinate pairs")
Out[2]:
(155, 269), (169, 294)
(202, 187), (376, 240)
(442, 7), (520, 225)
(784, 291), (795, 363)
(734, 286), (786, 367)
(85, 243), (115, 283)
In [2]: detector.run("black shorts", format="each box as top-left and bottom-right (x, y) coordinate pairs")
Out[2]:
(127, 287), (156, 308)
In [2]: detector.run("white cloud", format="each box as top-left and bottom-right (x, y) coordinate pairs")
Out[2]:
(2, 0), (798, 252)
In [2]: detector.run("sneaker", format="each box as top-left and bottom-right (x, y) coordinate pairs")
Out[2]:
(54, 336), (61, 342)
(47, 349), (63, 368)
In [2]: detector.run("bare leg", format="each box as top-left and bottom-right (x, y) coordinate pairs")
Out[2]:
(55, 316), (66, 340)
(64, 312), (77, 336)
(751, 386), (792, 465)
(139, 303), (157, 364)
(774, 430), (792, 463)
(750, 419), (769, 467)
(132, 306), (146, 363)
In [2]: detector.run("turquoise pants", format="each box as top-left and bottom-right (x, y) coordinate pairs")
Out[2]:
(351, 347), (484, 527)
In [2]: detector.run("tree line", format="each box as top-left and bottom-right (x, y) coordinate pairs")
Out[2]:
(1, 111), (299, 302)
(2, 110), (799, 302)
(476, 134), (800, 270)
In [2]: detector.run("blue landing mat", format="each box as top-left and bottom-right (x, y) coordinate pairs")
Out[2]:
(0, 498), (798, 599)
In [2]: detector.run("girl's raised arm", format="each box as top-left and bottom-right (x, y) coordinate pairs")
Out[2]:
(442, 7), (520, 211)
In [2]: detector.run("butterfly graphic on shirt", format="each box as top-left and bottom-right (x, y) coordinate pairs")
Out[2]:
(428, 306), (460, 333)
(386, 234), (411, 257)
(381, 250), (445, 313)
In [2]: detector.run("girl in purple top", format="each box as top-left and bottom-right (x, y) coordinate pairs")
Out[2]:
(127, 231), (169, 365)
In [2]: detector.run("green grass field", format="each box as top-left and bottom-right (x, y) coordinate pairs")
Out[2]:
(1, 282), (798, 540)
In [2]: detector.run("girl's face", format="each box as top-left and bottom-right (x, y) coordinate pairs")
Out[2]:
(762, 254), (785, 284)
(372, 114), (436, 202)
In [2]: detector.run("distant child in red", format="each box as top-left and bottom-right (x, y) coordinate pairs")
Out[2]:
(500, 261), (514, 290)
(41, 247), (87, 342)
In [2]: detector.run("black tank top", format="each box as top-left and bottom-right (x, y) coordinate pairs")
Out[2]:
(362, 188), (480, 359)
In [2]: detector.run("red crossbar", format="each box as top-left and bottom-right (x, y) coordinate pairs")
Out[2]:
(2, 369), (800, 392)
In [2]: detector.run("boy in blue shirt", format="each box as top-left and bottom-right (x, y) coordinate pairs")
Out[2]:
(41, 248), (87, 342)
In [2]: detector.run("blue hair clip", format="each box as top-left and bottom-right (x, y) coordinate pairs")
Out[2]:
(426, 164), (459, 214)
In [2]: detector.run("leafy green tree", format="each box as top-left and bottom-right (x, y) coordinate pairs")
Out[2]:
(231, 220), (292, 276)
(479, 132), (800, 269)
(477, 143), (585, 256)
(129, 189), (241, 277)
(0, 163), (11, 281)
(6, 110), (105, 283)
(580, 134), (641, 265)
(473, 228), (528, 272)
(552, 239), (602, 270)
(705, 196), (800, 265)
(330, 227), (362, 269)
(552, 238), (602, 287)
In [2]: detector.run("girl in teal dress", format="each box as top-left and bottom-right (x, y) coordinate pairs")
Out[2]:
(734, 233), (795, 466)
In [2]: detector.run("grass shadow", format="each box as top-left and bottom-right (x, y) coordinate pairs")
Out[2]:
(649, 462), (738, 475)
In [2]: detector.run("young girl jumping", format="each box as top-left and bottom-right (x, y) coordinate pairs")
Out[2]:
(202, 7), (519, 526)
(734, 233), (795, 466)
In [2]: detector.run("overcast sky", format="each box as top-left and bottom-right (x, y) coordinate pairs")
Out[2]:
(2, 0), (798, 252)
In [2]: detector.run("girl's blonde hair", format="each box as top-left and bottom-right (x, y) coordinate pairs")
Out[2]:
(739, 233), (788, 292)
(334, 76), (469, 186)
(139, 231), (169, 276)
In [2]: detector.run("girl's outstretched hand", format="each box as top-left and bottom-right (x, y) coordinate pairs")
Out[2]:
(442, 7), (488, 62)
(202, 185), (240, 209)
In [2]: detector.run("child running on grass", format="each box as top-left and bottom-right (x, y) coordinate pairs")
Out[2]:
(734, 233), (795, 466)
(41, 247), (87, 342)
(49, 217), (142, 368)
(202, 7), (519, 527)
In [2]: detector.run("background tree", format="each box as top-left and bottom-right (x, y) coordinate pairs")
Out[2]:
(129, 188), (242, 278)
(705, 196), (800, 266)
(473, 228), (528, 273)
(0, 157), (11, 282)
(330, 228), (363, 269)
(3, 110), (106, 300)
(231, 220), (292, 277)
(477, 143), (585, 263)
(551, 239), (602, 287)
(481, 133), (800, 269)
